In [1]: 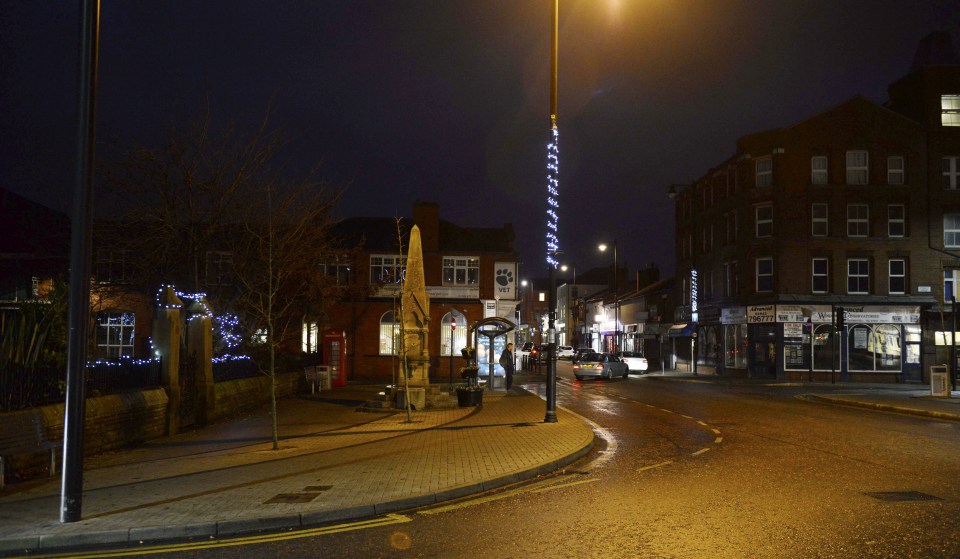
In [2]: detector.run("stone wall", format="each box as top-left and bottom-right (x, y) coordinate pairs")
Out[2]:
(1, 372), (302, 481)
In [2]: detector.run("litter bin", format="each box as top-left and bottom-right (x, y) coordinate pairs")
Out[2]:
(930, 365), (950, 397)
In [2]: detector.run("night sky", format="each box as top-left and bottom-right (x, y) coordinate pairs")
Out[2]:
(2, 1), (959, 280)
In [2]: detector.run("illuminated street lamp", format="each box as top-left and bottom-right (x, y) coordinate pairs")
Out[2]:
(542, 0), (560, 424)
(599, 241), (619, 353)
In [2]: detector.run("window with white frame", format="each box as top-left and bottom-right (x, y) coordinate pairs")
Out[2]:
(370, 255), (406, 285)
(379, 311), (400, 355)
(811, 156), (828, 185)
(442, 257), (479, 286)
(440, 310), (468, 357)
(812, 203), (828, 237)
(887, 205), (905, 238)
(943, 94), (960, 127)
(95, 311), (135, 359)
(847, 204), (869, 237)
(755, 157), (772, 188)
(945, 269), (960, 301)
(888, 259), (906, 294)
(204, 251), (233, 286)
(887, 156), (904, 185)
(847, 259), (870, 294)
(846, 150), (869, 185)
(756, 205), (773, 238)
(756, 257), (773, 292)
(812, 258), (829, 294)
(724, 261), (738, 297)
(944, 157), (960, 189)
(945, 214), (960, 248)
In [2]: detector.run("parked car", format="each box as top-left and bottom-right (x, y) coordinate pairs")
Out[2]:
(572, 347), (594, 364)
(519, 342), (534, 356)
(573, 352), (629, 380)
(557, 346), (575, 359)
(619, 351), (649, 374)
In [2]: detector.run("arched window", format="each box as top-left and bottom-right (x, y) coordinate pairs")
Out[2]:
(848, 324), (902, 371)
(441, 310), (468, 357)
(812, 324), (840, 371)
(379, 311), (400, 355)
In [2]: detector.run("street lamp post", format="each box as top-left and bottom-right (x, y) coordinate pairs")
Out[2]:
(599, 241), (619, 353)
(543, 0), (560, 424)
(560, 263), (576, 346)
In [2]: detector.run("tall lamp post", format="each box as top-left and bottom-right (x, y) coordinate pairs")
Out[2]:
(543, 0), (561, 423)
(599, 241), (619, 353)
(561, 263), (576, 346)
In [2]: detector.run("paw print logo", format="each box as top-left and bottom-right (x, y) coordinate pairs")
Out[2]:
(496, 269), (514, 287)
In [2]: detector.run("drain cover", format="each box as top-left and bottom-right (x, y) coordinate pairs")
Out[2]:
(865, 491), (942, 502)
(265, 493), (321, 504)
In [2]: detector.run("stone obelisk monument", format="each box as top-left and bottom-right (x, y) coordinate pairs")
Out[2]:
(401, 225), (431, 386)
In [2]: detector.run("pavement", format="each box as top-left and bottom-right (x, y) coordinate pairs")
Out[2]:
(1, 370), (959, 556)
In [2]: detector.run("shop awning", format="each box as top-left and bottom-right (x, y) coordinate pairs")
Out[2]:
(666, 323), (696, 337)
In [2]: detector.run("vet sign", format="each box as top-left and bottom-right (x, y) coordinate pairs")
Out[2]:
(494, 262), (517, 299)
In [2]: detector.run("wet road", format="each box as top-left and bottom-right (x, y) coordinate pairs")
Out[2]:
(128, 364), (960, 559)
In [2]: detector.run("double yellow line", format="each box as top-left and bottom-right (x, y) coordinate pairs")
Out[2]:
(29, 514), (412, 558)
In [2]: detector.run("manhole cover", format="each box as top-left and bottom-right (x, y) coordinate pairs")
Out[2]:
(303, 485), (333, 492)
(265, 493), (321, 504)
(865, 491), (942, 502)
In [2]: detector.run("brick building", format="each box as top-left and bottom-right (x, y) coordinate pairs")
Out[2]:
(321, 202), (519, 384)
(671, 32), (960, 383)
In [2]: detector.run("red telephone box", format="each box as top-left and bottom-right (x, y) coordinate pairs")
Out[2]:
(323, 329), (347, 387)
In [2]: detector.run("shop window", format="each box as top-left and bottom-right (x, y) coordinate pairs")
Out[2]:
(379, 311), (400, 355)
(95, 311), (135, 359)
(723, 324), (748, 369)
(440, 310), (468, 357)
(812, 324), (840, 371)
(848, 324), (901, 372)
(946, 269), (960, 301)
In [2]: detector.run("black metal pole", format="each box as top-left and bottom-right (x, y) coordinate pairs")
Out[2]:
(831, 304), (837, 384)
(953, 298), (957, 391)
(545, 264), (558, 422)
(61, 0), (100, 524)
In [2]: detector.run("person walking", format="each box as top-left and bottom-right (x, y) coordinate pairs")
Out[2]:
(499, 342), (515, 390)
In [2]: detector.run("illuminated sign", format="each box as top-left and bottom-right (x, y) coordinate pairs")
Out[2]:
(690, 269), (699, 322)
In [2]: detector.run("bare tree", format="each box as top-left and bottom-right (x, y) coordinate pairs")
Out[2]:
(233, 178), (341, 449)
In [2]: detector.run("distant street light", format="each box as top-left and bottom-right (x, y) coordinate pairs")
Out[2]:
(599, 241), (619, 353)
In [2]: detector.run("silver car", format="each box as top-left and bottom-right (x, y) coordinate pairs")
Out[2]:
(573, 352), (628, 380)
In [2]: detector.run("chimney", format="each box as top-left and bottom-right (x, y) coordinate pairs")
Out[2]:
(412, 201), (440, 252)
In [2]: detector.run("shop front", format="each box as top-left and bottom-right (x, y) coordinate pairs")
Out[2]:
(738, 304), (921, 383)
